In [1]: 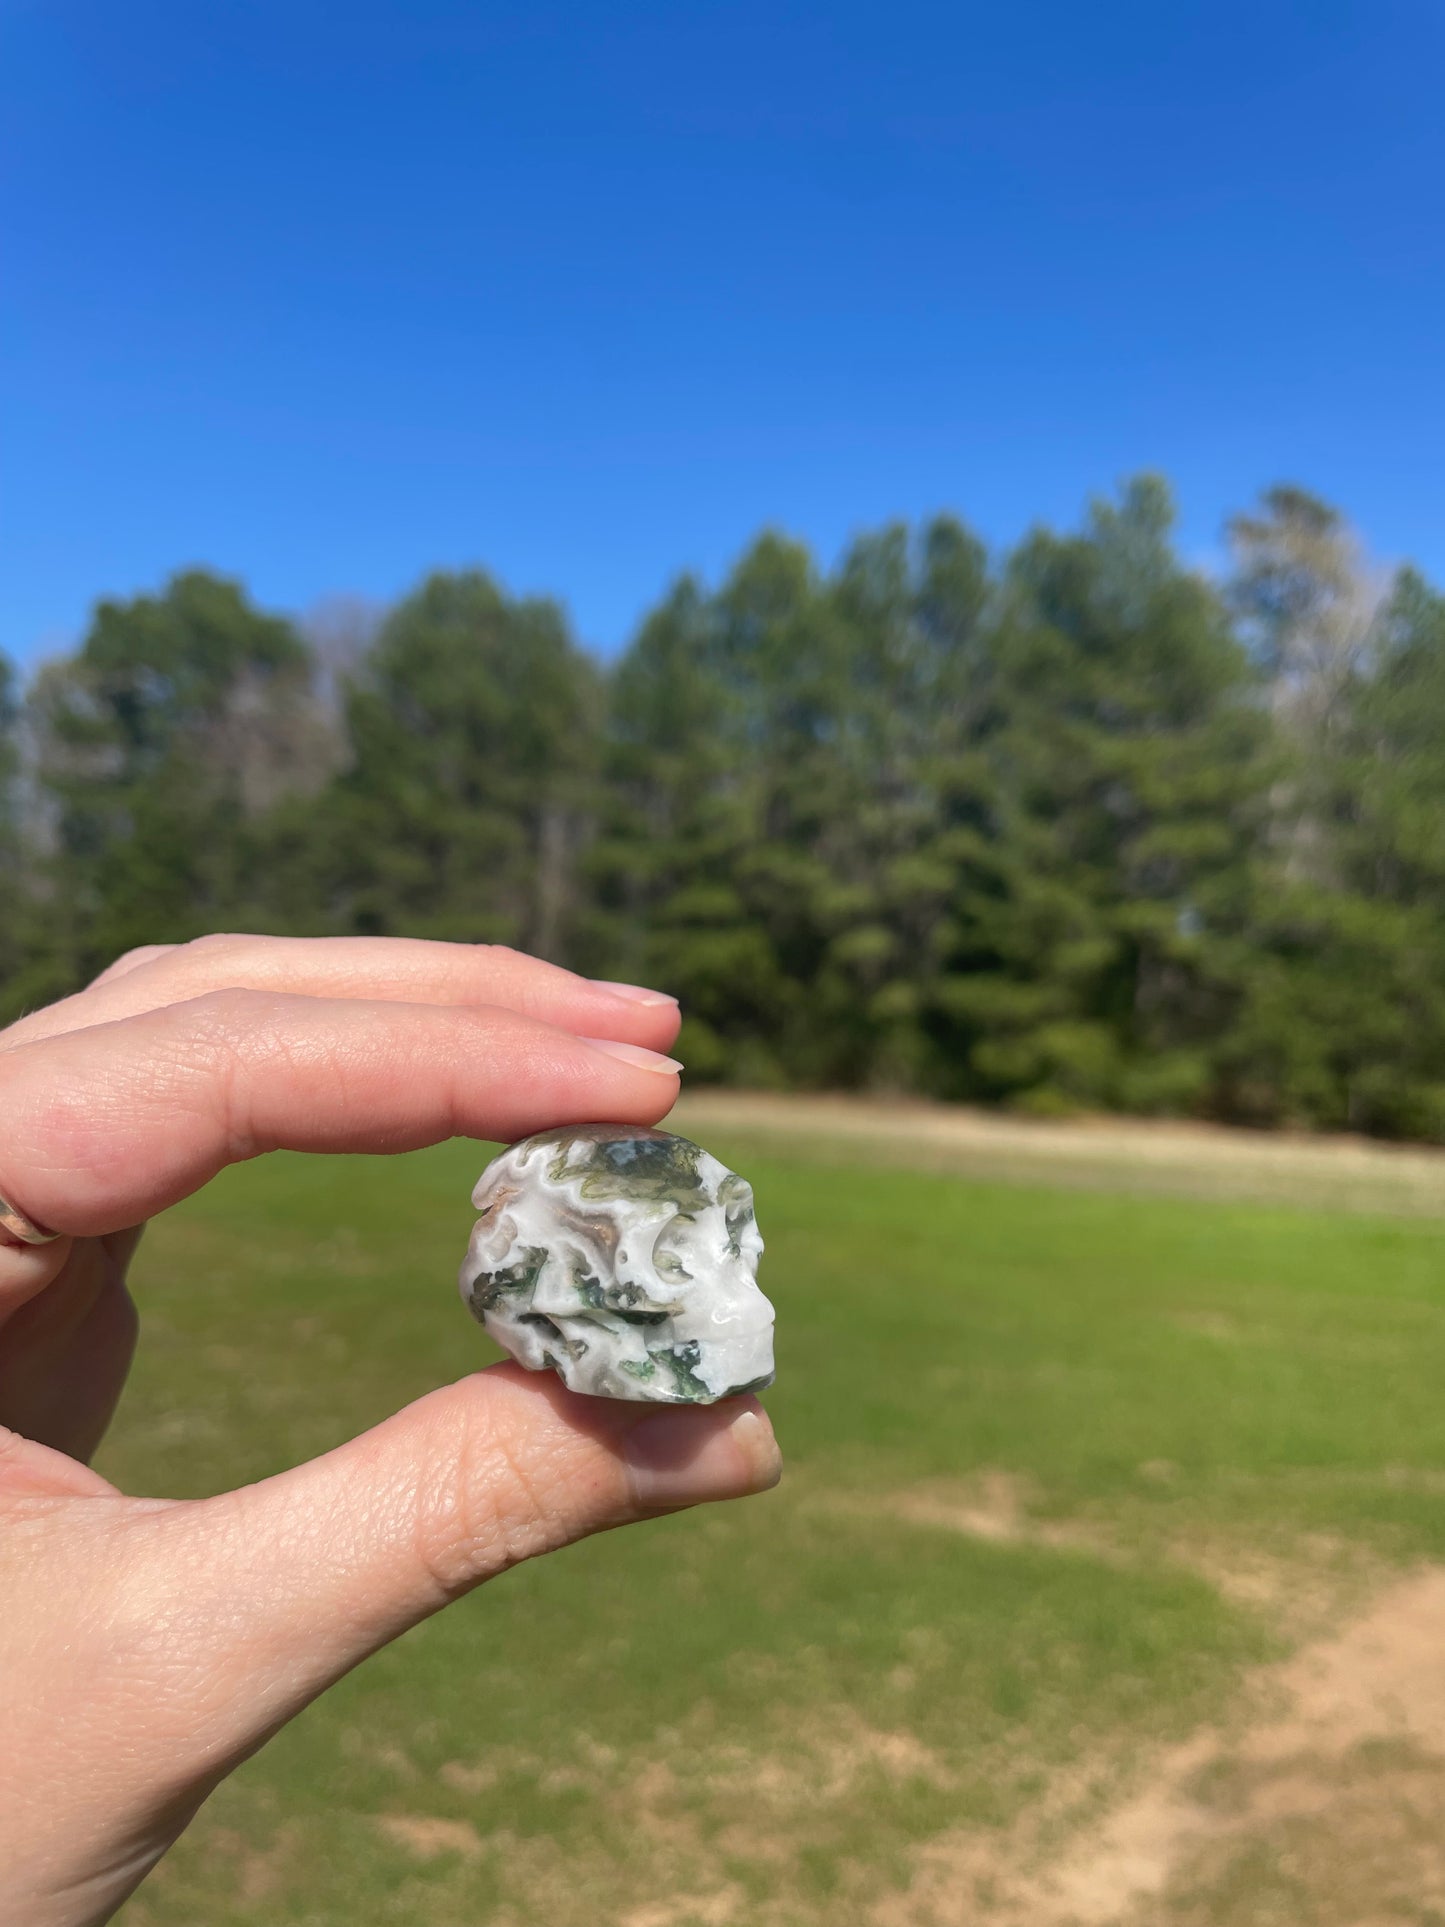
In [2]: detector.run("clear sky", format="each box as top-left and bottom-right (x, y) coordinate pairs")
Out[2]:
(3, 0), (1442, 664)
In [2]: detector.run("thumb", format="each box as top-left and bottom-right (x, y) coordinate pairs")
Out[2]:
(116, 1365), (780, 1788)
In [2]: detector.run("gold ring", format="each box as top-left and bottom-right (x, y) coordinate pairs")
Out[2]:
(0, 1190), (62, 1245)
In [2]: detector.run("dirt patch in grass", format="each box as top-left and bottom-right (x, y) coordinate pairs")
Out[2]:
(701, 1713), (956, 1807)
(1155, 1743), (1445, 1925)
(874, 1568), (1445, 1925)
(672, 1090), (1445, 1216)
(818, 1470), (1375, 1633)
(373, 1814), (485, 1861)
(887, 1470), (1084, 1548)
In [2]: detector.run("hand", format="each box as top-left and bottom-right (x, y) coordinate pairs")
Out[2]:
(0, 937), (782, 1927)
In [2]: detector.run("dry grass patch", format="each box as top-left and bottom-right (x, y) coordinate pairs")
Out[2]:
(673, 1090), (1445, 1216)
(373, 1813), (486, 1861)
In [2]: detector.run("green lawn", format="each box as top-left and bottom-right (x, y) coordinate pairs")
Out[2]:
(108, 1131), (1445, 1926)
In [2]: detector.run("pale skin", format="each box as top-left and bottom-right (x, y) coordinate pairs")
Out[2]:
(0, 935), (783, 1926)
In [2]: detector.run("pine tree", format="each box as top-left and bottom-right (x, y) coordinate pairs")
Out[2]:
(315, 570), (602, 957)
(931, 478), (1270, 1114)
(26, 571), (322, 982)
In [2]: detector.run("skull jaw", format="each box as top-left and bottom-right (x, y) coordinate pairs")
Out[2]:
(484, 1303), (776, 1405)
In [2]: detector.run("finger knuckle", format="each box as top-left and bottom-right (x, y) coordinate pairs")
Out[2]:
(177, 985), (275, 1029)
(184, 931), (251, 956)
(411, 1393), (571, 1597)
(164, 988), (281, 1140)
(90, 942), (173, 986)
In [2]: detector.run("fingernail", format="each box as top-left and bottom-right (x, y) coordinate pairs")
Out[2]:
(591, 979), (679, 1009)
(581, 1037), (683, 1074)
(625, 1406), (782, 1512)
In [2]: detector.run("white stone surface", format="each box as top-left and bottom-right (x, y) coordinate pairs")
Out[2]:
(460, 1125), (774, 1403)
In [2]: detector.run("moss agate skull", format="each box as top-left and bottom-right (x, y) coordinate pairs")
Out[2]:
(460, 1125), (774, 1403)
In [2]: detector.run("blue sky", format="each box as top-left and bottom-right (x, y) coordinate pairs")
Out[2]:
(3, 0), (1442, 663)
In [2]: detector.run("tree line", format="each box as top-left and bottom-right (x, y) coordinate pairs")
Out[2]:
(5, 476), (1445, 1139)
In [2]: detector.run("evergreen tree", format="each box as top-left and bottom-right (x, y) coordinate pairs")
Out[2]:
(931, 478), (1270, 1114)
(26, 571), (323, 983)
(1223, 570), (1445, 1135)
(798, 517), (991, 1089)
(600, 519), (994, 1089)
(589, 574), (775, 1077)
(315, 570), (602, 956)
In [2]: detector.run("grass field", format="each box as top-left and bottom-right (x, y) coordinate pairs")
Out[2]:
(109, 1108), (1445, 1926)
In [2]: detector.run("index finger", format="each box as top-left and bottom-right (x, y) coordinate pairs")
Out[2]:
(0, 990), (681, 1236)
(1, 936), (679, 1053)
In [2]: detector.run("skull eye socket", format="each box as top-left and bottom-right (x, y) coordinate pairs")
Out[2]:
(653, 1245), (693, 1281)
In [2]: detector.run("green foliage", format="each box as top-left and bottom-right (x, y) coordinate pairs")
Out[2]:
(1222, 571), (1445, 1134)
(21, 570), (324, 985)
(932, 477), (1272, 1113)
(316, 570), (603, 956)
(6, 478), (1445, 1138)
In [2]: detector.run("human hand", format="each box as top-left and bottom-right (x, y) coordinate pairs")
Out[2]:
(0, 937), (782, 1927)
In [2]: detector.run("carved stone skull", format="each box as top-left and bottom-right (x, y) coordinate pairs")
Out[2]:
(459, 1125), (775, 1403)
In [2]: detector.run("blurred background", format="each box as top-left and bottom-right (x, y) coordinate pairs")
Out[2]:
(7, 2), (1445, 1922)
